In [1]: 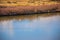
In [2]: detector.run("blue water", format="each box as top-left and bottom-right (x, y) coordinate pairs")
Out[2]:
(0, 14), (60, 40)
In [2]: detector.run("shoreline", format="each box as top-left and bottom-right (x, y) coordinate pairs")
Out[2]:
(0, 2), (60, 16)
(0, 12), (60, 16)
(0, 13), (60, 21)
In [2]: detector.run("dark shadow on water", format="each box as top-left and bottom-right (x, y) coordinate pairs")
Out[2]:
(0, 13), (60, 21)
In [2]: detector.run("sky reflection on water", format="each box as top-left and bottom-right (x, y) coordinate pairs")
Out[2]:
(0, 14), (60, 40)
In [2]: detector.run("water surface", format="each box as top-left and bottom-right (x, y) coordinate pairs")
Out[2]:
(0, 13), (60, 40)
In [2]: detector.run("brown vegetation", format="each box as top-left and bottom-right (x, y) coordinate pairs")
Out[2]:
(0, 3), (60, 15)
(0, 0), (60, 15)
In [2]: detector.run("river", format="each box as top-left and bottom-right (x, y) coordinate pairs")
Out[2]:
(0, 13), (60, 40)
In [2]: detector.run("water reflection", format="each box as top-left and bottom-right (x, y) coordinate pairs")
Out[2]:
(0, 13), (60, 40)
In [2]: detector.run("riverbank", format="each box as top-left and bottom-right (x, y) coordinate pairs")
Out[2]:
(0, 1), (60, 15)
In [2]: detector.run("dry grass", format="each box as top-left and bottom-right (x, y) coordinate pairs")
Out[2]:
(0, 1), (59, 6)
(0, 1), (60, 15)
